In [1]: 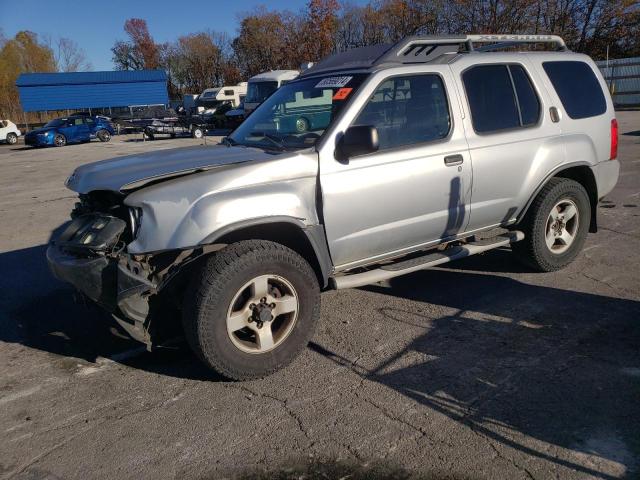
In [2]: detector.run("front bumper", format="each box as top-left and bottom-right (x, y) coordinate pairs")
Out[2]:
(47, 214), (159, 345)
(47, 245), (117, 308)
(25, 134), (53, 146)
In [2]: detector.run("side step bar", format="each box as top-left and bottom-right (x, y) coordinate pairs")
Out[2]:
(331, 231), (524, 290)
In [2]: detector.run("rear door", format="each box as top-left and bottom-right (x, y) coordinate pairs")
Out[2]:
(450, 59), (563, 231)
(319, 66), (472, 270)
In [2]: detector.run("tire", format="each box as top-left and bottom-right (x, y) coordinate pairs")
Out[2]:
(183, 240), (320, 380)
(97, 129), (111, 142)
(6, 133), (17, 145)
(192, 127), (204, 139)
(144, 128), (155, 140)
(53, 133), (66, 147)
(512, 177), (590, 272)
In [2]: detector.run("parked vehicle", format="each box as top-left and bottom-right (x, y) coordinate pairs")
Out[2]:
(25, 115), (115, 147)
(196, 83), (247, 113)
(244, 70), (299, 114)
(224, 102), (245, 129)
(48, 35), (619, 380)
(0, 119), (21, 145)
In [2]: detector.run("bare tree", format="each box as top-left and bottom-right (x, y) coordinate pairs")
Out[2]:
(55, 37), (92, 72)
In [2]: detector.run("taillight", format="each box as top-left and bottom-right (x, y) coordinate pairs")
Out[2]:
(610, 118), (618, 160)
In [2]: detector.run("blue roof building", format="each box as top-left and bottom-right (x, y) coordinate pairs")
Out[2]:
(16, 70), (169, 112)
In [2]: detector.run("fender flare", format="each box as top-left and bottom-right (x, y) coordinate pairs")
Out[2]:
(201, 215), (333, 287)
(516, 161), (598, 232)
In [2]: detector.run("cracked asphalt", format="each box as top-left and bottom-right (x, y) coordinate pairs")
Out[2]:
(1, 114), (639, 480)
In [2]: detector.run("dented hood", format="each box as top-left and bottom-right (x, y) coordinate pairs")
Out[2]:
(65, 144), (276, 194)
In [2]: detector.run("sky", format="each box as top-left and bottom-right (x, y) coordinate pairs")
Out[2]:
(0, 0), (340, 71)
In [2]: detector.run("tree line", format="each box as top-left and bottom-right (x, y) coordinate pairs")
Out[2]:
(1, 0), (639, 121)
(0, 30), (91, 121)
(112, 0), (639, 98)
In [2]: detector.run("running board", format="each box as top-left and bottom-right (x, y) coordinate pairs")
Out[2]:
(331, 231), (524, 290)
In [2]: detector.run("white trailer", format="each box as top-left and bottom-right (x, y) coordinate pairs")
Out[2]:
(197, 83), (247, 113)
(244, 70), (300, 114)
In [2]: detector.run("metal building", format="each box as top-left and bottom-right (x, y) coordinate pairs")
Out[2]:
(596, 56), (640, 108)
(16, 70), (169, 113)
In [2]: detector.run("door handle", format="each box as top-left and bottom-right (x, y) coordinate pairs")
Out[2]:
(444, 154), (464, 166)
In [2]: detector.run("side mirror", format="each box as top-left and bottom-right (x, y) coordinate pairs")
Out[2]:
(337, 125), (379, 160)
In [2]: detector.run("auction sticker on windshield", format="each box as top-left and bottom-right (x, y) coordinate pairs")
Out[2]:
(315, 76), (352, 88)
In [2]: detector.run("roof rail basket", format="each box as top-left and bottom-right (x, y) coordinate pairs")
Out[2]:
(377, 34), (568, 66)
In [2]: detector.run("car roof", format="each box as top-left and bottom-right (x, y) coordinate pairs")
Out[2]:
(299, 34), (571, 79)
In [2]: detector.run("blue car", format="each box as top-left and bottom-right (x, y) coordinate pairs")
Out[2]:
(25, 115), (115, 147)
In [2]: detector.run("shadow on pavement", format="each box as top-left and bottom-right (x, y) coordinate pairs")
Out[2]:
(310, 254), (640, 479)
(1, 238), (639, 478)
(233, 459), (462, 480)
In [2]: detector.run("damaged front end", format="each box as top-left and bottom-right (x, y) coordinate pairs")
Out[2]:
(47, 192), (203, 349)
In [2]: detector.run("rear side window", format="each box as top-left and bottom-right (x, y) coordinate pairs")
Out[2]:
(462, 64), (540, 134)
(543, 61), (606, 119)
(354, 74), (451, 150)
(510, 65), (540, 126)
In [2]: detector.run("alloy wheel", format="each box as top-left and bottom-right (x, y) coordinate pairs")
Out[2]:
(545, 199), (579, 254)
(226, 274), (299, 354)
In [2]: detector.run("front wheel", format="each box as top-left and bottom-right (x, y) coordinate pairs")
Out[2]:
(192, 126), (204, 139)
(512, 177), (590, 272)
(183, 240), (320, 380)
(6, 133), (17, 145)
(97, 129), (111, 142)
(53, 133), (66, 147)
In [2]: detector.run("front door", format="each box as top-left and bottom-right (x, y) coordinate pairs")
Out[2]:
(320, 68), (472, 270)
(61, 117), (90, 142)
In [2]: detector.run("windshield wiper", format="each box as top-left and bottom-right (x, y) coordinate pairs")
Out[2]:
(250, 131), (286, 150)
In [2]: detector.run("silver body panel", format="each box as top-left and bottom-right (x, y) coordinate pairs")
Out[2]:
(64, 50), (619, 275)
(122, 151), (319, 254)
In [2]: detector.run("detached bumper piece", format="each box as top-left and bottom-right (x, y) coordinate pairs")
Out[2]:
(47, 213), (161, 348)
(47, 214), (127, 307)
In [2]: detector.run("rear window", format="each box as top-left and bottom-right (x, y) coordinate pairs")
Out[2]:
(543, 61), (606, 119)
(462, 64), (540, 134)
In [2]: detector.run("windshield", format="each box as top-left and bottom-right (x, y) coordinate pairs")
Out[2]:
(245, 81), (278, 103)
(45, 119), (66, 127)
(230, 74), (366, 151)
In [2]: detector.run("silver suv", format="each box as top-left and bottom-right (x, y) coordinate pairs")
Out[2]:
(48, 35), (620, 380)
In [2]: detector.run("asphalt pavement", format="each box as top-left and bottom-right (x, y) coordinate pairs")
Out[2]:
(0, 116), (639, 480)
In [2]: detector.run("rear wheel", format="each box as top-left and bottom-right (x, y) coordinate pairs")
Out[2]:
(97, 129), (111, 142)
(512, 177), (590, 272)
(183, 240), (320, 380)
(53, 133), (66, 147)
(6, 133), (17, 145)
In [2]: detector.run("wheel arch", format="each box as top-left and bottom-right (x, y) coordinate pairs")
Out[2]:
(517, 162), (599, 233)
(205, 217), (332, 288)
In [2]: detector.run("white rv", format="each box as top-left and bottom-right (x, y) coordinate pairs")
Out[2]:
(244, 70), (299, 114)
(196, 83), (247, 113)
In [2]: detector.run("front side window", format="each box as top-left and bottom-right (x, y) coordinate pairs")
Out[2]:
(353, 74), (451, 150)
(230, 74), (366, 151)
(463, 64), (540, 134)
(543, 61), (606, 119)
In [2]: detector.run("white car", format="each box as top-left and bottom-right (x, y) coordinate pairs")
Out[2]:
(0, 120), (21, 145)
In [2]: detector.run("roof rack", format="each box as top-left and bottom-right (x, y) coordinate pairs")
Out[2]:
(384, 34), (567, 62)
(300, 34), (567, 77)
